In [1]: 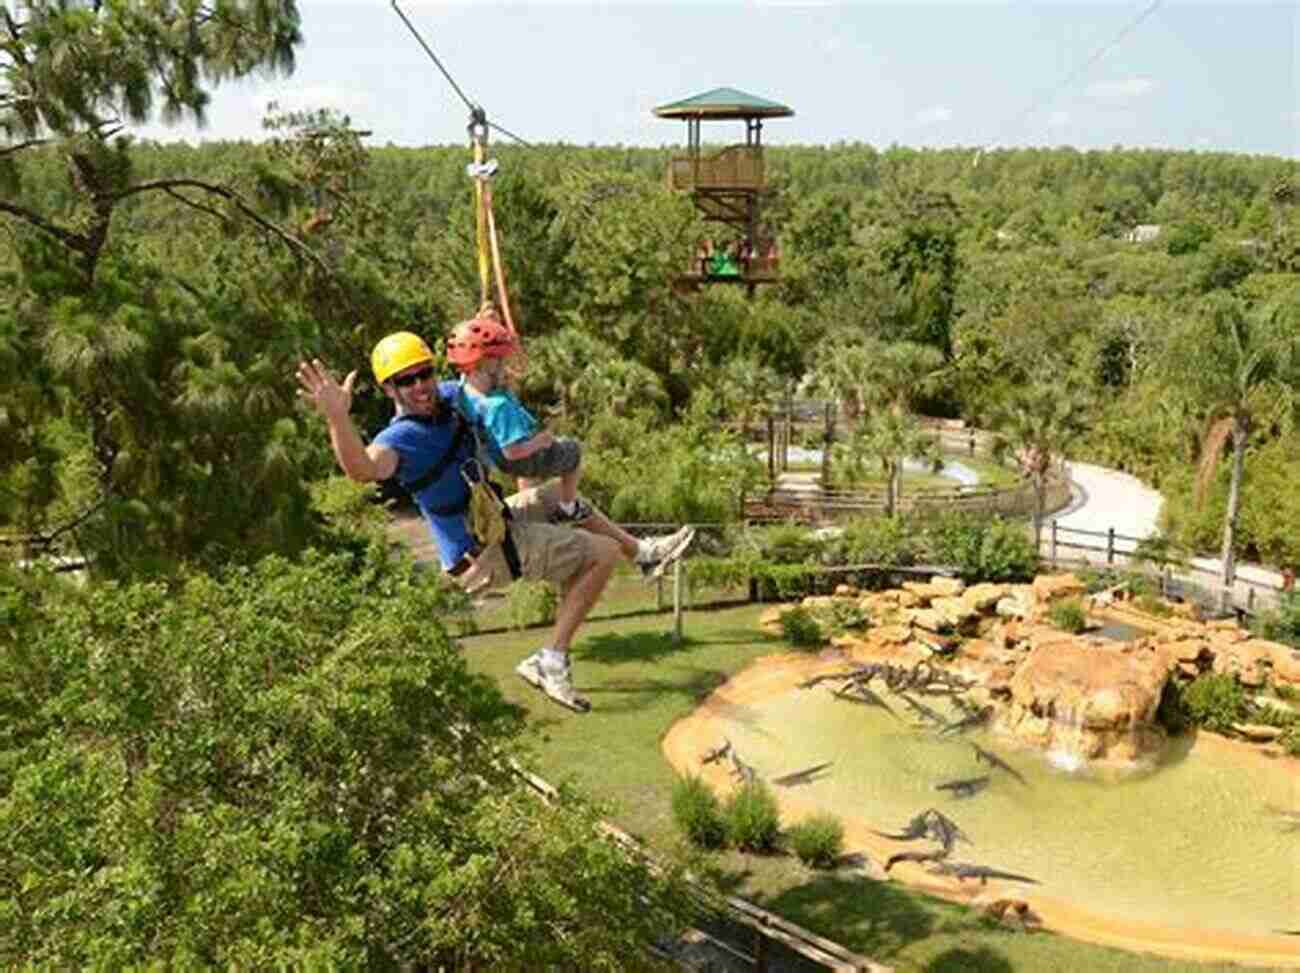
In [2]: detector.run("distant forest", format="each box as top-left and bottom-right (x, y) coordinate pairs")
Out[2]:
(3, 126), (1298, 572)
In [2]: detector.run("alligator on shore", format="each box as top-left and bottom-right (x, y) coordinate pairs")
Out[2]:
(928, 861), (1040, 886)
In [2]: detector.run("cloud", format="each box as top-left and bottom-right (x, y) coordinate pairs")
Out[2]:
(1047, 110), (1069, 129)
(1085, 77), (1156, 99)
(914, 105), (953, 126)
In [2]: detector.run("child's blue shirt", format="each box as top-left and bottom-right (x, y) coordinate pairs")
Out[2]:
(457, 384), (537, 459)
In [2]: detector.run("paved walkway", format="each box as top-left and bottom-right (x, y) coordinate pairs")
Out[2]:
(1052, 461), (1285, 609)
(1053, 461), (1164, 556)
(776, 456), (1287, 608)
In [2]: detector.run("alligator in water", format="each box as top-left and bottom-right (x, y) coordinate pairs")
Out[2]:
(929, 861), (1040, 885)
(797, 664), (883, 690)
(874, 808), (970, 850)
(729, 750), (758, 785)
(935, 775), (991, 798)
(972, 743), (1028, 786)
(770, 761), (834, 787)
(897, 692), (951, 728)
(831, 681), (898, 717)
(884, 846), (951, 872)
(699, 738), (732, 766)
(937, 705), (993, 736)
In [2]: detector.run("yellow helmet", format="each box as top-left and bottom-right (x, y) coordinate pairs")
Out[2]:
(371, 331), (435, 384)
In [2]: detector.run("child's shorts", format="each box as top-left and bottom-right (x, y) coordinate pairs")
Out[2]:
(498, 436), (582, 480)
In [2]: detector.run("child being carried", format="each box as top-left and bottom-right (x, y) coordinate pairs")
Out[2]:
(448, 306), (591, 524)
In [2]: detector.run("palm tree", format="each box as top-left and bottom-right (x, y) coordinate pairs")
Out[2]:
(1169, 293), (1300, 587)
(837, 410), (943, 517)
(987, 380), (1091, 553)
(519, 327), (610, 424)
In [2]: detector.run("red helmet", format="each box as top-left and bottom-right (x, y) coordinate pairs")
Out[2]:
(445, 315), (519, 370)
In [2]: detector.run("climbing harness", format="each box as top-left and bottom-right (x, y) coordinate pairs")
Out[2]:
(462, 457), (522, 579)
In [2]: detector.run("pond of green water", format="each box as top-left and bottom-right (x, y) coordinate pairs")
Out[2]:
(721, 688), (1300, 936)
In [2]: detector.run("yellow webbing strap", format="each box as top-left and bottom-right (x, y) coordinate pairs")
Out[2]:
(482, 181), (517, 337)
(472, 137), (491, 309)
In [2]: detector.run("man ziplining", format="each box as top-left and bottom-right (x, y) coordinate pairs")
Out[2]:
(295, 333), (695, 712)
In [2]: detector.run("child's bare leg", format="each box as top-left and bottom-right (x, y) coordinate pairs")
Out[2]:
(576, 504), (646, 561)
(517, 476), (540, 492)
(558, 469), (580, 506)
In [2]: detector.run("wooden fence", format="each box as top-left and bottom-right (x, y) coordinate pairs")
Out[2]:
(497, 735), (890, 972)
(1040, 519), (1288, 618)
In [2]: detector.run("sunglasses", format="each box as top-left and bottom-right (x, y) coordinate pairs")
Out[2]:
(391, 365), (435, 389)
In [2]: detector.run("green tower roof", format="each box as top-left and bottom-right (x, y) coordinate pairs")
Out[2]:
(653, 87), (794, 121)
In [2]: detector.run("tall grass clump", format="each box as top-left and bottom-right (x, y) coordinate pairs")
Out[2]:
(1181, 673), (1247, 732)
(779, 606), (825, 648)
(1048, 597), (1088, 633)
(671, 774), (727, 849)
(786, 814), (844, 869)
(724, 782), (782, 852)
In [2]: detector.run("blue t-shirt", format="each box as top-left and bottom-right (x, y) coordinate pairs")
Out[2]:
(372, 381), (478, 568)
(457, 383), (537, 458)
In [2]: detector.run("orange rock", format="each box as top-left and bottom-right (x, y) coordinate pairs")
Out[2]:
(1032, 573), (1086, 602)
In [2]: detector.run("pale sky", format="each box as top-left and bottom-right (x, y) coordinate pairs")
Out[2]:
(130, 1), (1299, 158)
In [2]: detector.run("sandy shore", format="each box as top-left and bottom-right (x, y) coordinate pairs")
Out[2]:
(661, 652), (1300, 970)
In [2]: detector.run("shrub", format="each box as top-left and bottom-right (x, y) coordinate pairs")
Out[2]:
(786, 814), (844, 869)
(1077, 567), (1152, 597)
(1273, 682), (1300, 703)
(1133, 594), (1174, 618)
(926, 513), (1038, 583)
(724, 782), (782, 852)
(0, 549), (693, 968)
(671, 774), (728, 849)
(779, 606), (826, 648)
(1181, 673), (1248, 732)
(748, 523), (826, 565)
(1048, 597), (1088, 633)
(823, 599), (871, 634)
(1257, 591), (1300, 649)
(506, 579), (558, 630)
(835, 515), (921, 566)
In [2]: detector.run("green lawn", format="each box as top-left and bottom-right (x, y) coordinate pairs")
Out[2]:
(457, 604), (1255, 973)
(463, 561), (748, 635)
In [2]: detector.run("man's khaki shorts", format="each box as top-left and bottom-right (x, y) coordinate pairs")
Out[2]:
(448, 482), (594, 594)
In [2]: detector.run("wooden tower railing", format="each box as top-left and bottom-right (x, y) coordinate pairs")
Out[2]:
(666, 144), (765, 192)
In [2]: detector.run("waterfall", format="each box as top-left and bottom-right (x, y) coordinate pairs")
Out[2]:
(1046, 702), (1088, 773)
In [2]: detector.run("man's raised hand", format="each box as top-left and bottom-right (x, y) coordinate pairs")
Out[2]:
(296, 359), (358, 419)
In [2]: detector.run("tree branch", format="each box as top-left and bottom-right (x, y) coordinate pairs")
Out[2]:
(161, 185), (228, 225)
(0, 198), (87, 251)
(117, 177), (334, 279)
(40, 495), (110, 547)
(0, 137), (47, 159)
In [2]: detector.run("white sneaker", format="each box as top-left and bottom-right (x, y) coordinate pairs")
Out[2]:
(514, 650), (590, 712)
(635, 525), (697, 580)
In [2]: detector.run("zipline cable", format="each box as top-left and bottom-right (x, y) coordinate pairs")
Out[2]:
(389, 0), (531, 148)
(974, 0), (1164, 164)
(390, 0), (524, 335)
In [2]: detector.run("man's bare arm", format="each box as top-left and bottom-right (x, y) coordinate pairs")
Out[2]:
(296, 359), (398, 482)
